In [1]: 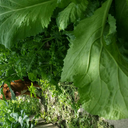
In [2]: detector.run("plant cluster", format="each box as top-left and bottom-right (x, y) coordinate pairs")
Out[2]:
(0, 79), (114, 128)
(8, 96), (40, 116)
(39, 80), (114, 128)
(0, 0), (128, 119)
(0, 22), (69, 85)
(0, 98), (40, 128)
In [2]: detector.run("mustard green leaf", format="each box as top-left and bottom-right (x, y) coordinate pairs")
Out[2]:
(61, 0), (128, 119)
(57, 0), (88, 30)
(0, 0), (57, 48)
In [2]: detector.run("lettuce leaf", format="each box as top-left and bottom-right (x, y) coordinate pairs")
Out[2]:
(61, 0), (128, 119)
(0, 0), (57, 48)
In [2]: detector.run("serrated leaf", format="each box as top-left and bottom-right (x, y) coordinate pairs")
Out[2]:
(0, 0), (57, 48)
(61, 0), (128, 119)
(57, 0), (88, 30)
(107, 14), (116, 35)
(105, 14), (116, 45)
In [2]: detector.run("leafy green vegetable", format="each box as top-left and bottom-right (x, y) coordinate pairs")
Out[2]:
(1, 0), (128, 120)
(0, 0), (57, 48)
(61, 0), (128, 119)
(57, 0), (88, 30)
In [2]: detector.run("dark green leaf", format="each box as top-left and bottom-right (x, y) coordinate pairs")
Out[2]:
(115, 0), (128, 40)
(0, 0), (57, 48)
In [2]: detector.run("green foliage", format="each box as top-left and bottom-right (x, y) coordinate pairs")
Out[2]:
(9, 110), (34, 128)
(28, 83), (37, 98)
(115, 0), (128, 40)
(0, 22), (69, 85)
(39, 80), (114, 128)
(61, 0), (128, 119)
(7, 96), (40, 116)
(0, 0), (57, 48)
(0, 96), (40, 127)
(0, 0), (128, 120)
(0, 100), (7, 123)
(57, 0), (88, 30)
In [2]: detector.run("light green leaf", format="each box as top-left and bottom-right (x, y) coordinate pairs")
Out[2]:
(0, 0), (57, 48)
(57, 0), (88, 30)
(10, 113), (19, 121)
(105, 14), (116, 45)
(107, 14), (116, 35)
(61, 0), (128, 119)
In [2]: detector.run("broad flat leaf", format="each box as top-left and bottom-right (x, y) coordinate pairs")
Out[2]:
(0, 0), (57, 48)
(61, 0), (128, 119)
(115, 0), (128, 40)
(57, 0), (88, 30)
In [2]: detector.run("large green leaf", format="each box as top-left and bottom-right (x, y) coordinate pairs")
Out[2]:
(0, 0), (57, 48)
(61, 0), (128, 119)
(57, 0), (88, 30)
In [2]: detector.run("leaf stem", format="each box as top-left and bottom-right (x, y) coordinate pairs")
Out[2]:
(100, 0), (113, 40)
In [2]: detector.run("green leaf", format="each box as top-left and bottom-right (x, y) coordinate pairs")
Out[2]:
(6, 82), (16, 100)
(61, 0), (128, 119)
(104, 14), (116, 45)
(71, 0), (81, 4)
(57, 0), (88, 30)
(0, 86), (7, 101)
(57, 0), (71, 8)
(27, 54), (36, 72)
(28, 72), (37, 81)
(107, 14), (116, 35)
(28, 82), (37, 98)
(10, 113), (19, 121)
(115, 0), (128, 40)
(0, 0), (57, 48)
